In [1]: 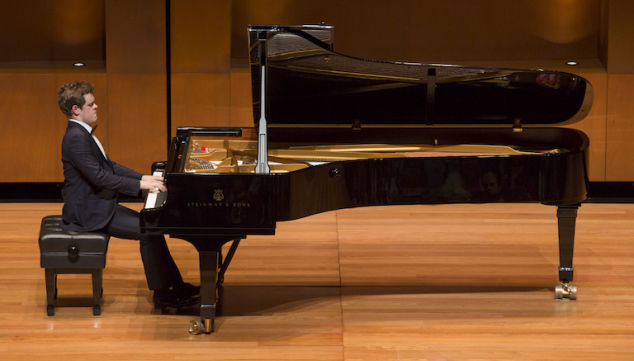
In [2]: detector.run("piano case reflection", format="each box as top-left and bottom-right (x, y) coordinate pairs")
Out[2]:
(141, 24), (592, 334)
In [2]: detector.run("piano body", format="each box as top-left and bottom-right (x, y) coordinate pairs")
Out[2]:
(141, 25), (592, 334)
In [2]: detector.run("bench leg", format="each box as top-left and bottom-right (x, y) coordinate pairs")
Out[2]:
(45, 269), (56, 316)
(91, 269), (103, 316)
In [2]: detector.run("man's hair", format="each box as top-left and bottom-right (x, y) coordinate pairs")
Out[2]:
(57, 81), (95, 116)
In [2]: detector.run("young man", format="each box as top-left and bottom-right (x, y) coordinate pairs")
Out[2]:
(58, 81), (198, 310)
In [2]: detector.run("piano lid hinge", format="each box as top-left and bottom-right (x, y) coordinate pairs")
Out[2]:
(352, 118), (361, 131)
(512, 118), (523, 133)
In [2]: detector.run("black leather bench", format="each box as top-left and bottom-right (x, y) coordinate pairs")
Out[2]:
(38, 215), (109, 316)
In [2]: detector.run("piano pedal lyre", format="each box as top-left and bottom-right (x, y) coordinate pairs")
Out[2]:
(554, 282), (577, 300)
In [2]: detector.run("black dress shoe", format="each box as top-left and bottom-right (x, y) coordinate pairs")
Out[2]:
(153, 288), (198, 310)
(173, 282), (200, 298)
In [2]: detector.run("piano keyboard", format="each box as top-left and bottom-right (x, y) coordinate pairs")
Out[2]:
(144, 170), (166, 209)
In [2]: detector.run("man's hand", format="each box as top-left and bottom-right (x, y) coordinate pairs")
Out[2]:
(140, 175), (167, 193)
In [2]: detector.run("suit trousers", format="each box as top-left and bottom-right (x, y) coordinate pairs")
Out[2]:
(104, 205), (183, 290)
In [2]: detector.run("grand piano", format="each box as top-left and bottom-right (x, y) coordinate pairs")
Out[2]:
(141, 24), (592, 334)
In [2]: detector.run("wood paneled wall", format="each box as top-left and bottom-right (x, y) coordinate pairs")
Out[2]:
(1, 0), (634, 183)
(606, 74), (634, 180)
(0, 0), (105, 63)
(104, 0), (167, 174)
(604, 0), (634, 180)
(170, 0), (234, 134)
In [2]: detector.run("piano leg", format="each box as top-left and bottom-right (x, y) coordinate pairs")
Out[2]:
(195, 250), (220, 334)
(555, 204), (579, 300)
(181, 237), (242, 334)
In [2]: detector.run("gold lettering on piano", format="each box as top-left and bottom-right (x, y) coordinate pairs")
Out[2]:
(186, 201), (252, 208)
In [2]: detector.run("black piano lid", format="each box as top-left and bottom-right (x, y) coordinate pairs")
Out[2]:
(248, 24), (593, 128)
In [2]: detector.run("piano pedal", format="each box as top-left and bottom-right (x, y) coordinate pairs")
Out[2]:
(554, 283), (577, 300)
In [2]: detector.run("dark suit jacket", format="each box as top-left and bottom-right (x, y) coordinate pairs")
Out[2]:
(61, 121), (142, 232)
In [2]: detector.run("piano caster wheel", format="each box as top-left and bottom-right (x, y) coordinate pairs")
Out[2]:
(47, 304), (55, 316)
(189, 319), (204, 334)
(93, 304), (101, 316)
(555, 283), (577, 300)
(189, 318), (214, 334)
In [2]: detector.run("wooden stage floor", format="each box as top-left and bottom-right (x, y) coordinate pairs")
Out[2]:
(1, 202), (633, 360)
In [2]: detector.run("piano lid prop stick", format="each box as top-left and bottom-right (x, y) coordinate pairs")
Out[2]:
(255, 63), (270, 174)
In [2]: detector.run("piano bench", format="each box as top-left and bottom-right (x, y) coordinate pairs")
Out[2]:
(38, 215), (109, 316)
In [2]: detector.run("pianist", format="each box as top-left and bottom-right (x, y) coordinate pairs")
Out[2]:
(57, 81), (199, 310)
